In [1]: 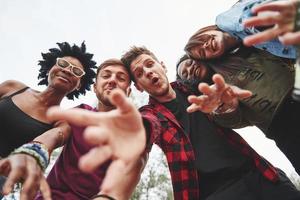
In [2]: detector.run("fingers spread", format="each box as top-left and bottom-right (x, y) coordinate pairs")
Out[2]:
(21, 157), (41, 199)
(212, 74), (226, 91)
(47, 107), (100, 127)
(2, 163), (24, 194)
(79, 145), (112, 173)
(232, 87), (252, 99)
(243, 27), (281, 46)
(0, 159), (10, 176)
(279, 31), (300, 45)
(187, 103), (202, 113)
(83, 126), (109, 146)
(198, 83), (211, 95)
(252, 2), (287, 14)
(188, 95), (207, 105)
(100, 160), (126, 195)
(243, 14), (279, 28)
(39, 176), (52, 200)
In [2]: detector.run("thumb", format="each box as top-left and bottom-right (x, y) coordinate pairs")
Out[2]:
(100, 160), (126, 196)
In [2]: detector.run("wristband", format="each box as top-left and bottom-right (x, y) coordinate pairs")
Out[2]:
(91, 194), (116, 200)
(11, 142), (50, 171)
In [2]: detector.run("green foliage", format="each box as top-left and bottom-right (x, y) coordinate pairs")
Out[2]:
(130, 145), (173, 200)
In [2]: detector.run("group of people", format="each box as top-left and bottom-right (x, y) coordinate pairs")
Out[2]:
(1, 0), (300, 199)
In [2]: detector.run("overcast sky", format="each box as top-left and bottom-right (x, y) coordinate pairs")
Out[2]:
(0, 0), (298, 177)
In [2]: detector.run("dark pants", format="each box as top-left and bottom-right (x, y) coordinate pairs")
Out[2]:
(205, 169), (300, 200)
(268, 97), (300, 174)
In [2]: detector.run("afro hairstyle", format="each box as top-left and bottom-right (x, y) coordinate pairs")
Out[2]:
(37, 42), (97, 100)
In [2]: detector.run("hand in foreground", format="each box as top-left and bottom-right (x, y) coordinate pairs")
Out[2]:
(47, 89), (146, 193)
(93, 153), (148, 200)
(243, 0), (299, 46)
(0, 154), (51, 200)
(187, 74), (252, 114)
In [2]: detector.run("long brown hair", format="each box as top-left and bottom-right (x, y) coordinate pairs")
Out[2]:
(184, 25), (220, 59)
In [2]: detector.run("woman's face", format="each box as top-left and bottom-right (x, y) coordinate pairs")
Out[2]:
(47, 56), (84, 94)
(188, 30), (226, 60)
(177, 58), (210, 81)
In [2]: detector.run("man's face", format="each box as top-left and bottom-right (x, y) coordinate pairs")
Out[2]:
(130, 54), (170, 98)
(94, 64), (131, 106)
(189, 30), (226, 60)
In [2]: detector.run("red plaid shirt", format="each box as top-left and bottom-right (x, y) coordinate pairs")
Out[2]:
(140, 81), (279, 200)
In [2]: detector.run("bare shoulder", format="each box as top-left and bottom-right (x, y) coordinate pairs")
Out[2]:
(0, 80), (27, 98)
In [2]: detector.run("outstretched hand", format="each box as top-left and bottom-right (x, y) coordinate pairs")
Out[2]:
(47, 89), (146, 193)
(187, 74), (252, 114)
(0, 154), (51, 200)
(243, 0), (299, 46)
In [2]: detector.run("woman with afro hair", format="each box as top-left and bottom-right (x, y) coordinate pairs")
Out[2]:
(0, 41), (97, 200)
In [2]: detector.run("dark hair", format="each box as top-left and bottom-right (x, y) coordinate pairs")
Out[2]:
(96, 58), (131, 84)
(121, 46), (158, 82)
(184, 25), (221, 59)
(175, 54), (216, 95)
(175, 54), (190, 80)
(38, 42), (97, 100)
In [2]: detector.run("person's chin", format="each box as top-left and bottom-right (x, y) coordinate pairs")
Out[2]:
(103, 98), (113, 107)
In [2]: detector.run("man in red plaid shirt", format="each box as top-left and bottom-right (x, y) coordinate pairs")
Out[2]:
(120, 46), (300, 200)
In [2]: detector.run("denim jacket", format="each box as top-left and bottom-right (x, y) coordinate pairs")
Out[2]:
(216, 0), (296, 59)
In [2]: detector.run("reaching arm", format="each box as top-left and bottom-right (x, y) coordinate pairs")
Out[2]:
(211, 103), (253, 129)
(0, 80), (27, 98)
(93, 153), (148, 200)
(187, 74), (252, 128)
(0, 120), (71, 200)
(243, 0), (300, 46)
(187, 74), (252, 113)
(47, 89), (147, 196)
(34, 121), (71, 152)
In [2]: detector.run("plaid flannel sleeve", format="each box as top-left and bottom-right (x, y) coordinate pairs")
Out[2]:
(139, 106), (162, 152)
